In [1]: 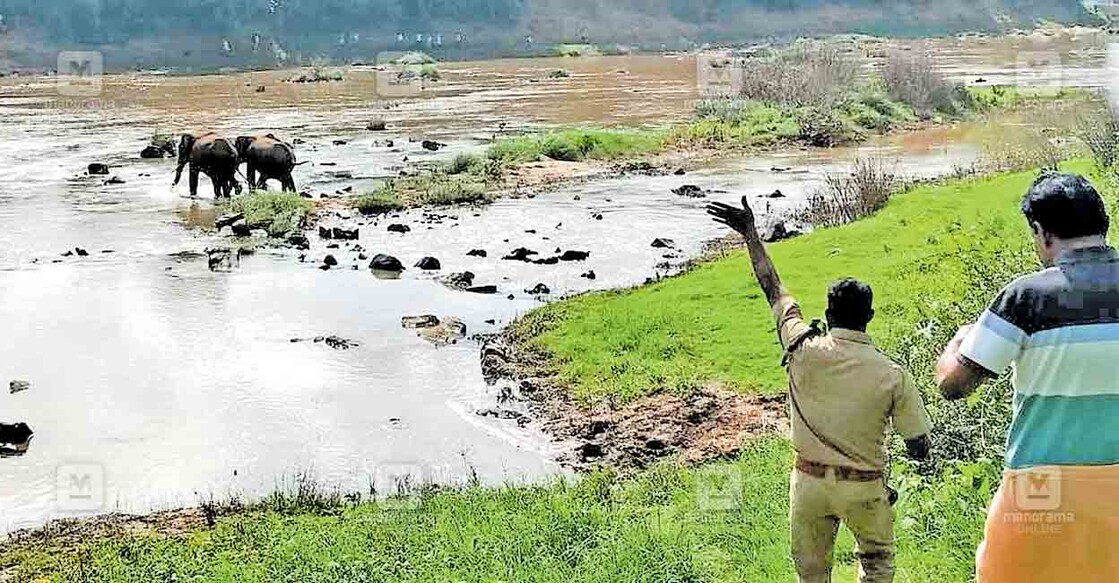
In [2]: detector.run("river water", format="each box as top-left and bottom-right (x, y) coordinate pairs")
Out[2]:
(0, 32), (1111, 531)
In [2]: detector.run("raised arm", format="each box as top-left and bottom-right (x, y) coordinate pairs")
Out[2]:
(707, 197), (786, 306)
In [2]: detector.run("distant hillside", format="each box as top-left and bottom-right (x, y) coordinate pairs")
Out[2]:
(0, 0), (1094, 71)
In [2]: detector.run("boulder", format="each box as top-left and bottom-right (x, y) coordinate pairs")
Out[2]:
(766, 189), (786, 198)
(402, 315), (440, 329)
(369, 254), (405, 272)
(417, 317), (467, 345)
(466, 285), (498, 294)
(387, 224), (411, 234)
(421, 140), (445, 152)
(559, 250), (590, 262)
(443, 271), (475, 290)
(140, 145), (168, 159)
(323, 254), (339, 267)
(502, 247), (538, 262)
(415, 256), (441, 270)
(525, 283), (550, 295)
(581, 270), (597, 280)
(104, 176), (126, 185)
(367, 119), (387, 131)
(332, 227), (359, 240)
(230, 219), (252, 238)
(287, 234), (310, 250)
(215, 213), (245, 230)
(533, 256), (560, 265)
(760, 220), (805, 243)
(87, 163), (110, 175)
(651, 238), (675, 249)
(9, 380), (30, 394)
(467, 249), (487, 258)
(0, 422), (33, 447)
(671, 184), (705, 198)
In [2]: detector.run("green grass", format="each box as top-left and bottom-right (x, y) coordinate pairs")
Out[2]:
(514, 162), (1100, 406)
(225, 191), (314, 238)
(353, 190), (404, 215)
(489, 129), (668, 164)
(0, 437), (994, 582)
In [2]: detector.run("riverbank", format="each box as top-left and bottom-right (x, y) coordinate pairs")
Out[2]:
(5, 159), (1102, 581)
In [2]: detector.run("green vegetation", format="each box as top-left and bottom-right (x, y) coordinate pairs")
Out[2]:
(225, 192), (314, 238)
(555, 44), (601, 57)
(0, 436), (997, 582)
(489, 129), (667, 164)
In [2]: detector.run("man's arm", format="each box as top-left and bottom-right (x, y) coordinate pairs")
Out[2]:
(935, 325), (991, 400)
(707, 198), (786, 306)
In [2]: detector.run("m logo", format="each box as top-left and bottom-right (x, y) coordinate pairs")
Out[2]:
(56, 51), (103, 96)
(1014, 466), (1061, 511)
(56, 463), (105, 511)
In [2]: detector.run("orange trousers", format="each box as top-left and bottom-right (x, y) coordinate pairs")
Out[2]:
(977, 465), (1119, 582)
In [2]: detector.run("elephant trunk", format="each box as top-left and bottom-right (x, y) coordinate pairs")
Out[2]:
(173, 134), (195, 185)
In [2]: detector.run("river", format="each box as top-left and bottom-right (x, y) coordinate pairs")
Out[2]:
(0, 29), (1110, 531)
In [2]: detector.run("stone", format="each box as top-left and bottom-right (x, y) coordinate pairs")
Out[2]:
(559, 250), (590, 262)
(332, 227), (359, 240)
(367, 119), (387, 131)
(766, 189), (786, 198)
(87, 163), (110, 175)
(230, 219), (252, 237)
(651, 238), (675, 248)
(671, 184), (705, 198)
(760, 221), (805, 243)
(402, 315), (440, 329)
(581, 270), (597, 280)
(369, 254), (405, 272)
(140, 145), (169, 159)
(421, 140), (445, 151)
(323, 254), (338, 267)
(525, 283), (550, 295)
(387, 224), (411, 234)
(415, 257), (441, 270)
(466, 285), (498, 294)
(443, 271), (475, 289)
(502, 247), (538, 262)
(215, 213), (245, 230)
(9, 380), (30, 394)
(287, 234), (310, 250)
(104, 176), (126, 185)
(417, 317), (467, 345)
(467, 249), (487, 258)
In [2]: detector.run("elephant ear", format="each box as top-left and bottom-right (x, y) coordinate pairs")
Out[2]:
(177, 134), (195, 166)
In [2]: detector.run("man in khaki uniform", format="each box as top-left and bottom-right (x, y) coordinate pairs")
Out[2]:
(708, 198), (932, 582)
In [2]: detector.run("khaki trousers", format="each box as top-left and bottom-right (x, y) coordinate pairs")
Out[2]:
(790, 468), (895, 583)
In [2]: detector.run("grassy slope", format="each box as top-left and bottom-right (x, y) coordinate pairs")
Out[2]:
(1, 437), (992, 582)
(515, 164), (1086, 406)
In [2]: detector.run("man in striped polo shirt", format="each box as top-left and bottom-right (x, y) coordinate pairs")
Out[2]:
(936, 172), (1119, 581)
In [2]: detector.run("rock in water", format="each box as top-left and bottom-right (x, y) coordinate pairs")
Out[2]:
(87, 163), (110, 175)
(415, 257), (441, 270)
(760, 221), (805, 243)
(559, 250), (590, 262)
(466, 249), (487, 258)
(442, 271), (475, 290)
(9, 380), (30, 394)
(650, 238), (675, 249)
(0, 422), (33, 448)
(525, 283), (550, 295)
(766, 189), (786, 198)
(367, 119), (387, 131)
(581, 270), (597, 280)
(466, 285), (498, 294)
(140, 145), (168, 159)
(421, 140), (445, 152)
(287, 234), (310, 250)
(402, 315), (440, 329)
(332, 227), (359, 240)
(215, 213), (245, 230)
(323, 254), (338, 267)
(370, 254), (405, 272)
(671, 184), (705, 198)
(502, 247), (538, 262)
(417, 317), (467, 345)
(387, 224), (411, 234)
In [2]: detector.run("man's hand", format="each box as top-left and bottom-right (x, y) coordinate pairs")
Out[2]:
(706, 197), (758, 238)
(936, 324), (990, 400)
(706, 196), (785, 306)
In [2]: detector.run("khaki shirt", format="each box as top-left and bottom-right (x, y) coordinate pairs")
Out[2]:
(775, 295), (931, 471)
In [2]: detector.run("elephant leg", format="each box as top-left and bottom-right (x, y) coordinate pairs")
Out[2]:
(282, 174), (296, 192)
(209, 172), (223, 199)
(189, 167), (200, 198)
(246, 164), (257, 191)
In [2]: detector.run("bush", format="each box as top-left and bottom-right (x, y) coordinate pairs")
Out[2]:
(227, 192), (314, 238)
(1077, 106), (1119, 172)
(795, 106), (860, 147)
(882, 50), (970, 117)
(798, 157), (898, 226)
(737, 42), (863, 109)
(354, 190), (403, 215)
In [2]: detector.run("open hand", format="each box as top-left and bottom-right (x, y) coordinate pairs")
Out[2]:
(706, 196), (757, 237)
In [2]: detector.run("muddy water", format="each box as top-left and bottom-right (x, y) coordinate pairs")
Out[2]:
(0, 36), (1110, 531)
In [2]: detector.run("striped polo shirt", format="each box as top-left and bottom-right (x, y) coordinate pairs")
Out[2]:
(960, 246), (1119, 469)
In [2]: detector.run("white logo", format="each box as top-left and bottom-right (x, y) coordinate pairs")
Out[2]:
(56, 463), (105, 512)
(373, 461), (426, 511)
(56, 51), (103, 97)
(1014, 466), (1061, 511)
(696, 465), (743, 512)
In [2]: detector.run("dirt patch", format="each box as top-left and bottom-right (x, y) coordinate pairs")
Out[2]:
(480, 333), (788, 471)
(1, 508), (208, 550)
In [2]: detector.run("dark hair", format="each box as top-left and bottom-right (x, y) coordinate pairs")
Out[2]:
(1021, 172), (1109, 239)
(827, 278), (874, 330)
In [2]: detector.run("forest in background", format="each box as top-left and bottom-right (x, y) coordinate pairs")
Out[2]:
(0, 0), (1094, 71)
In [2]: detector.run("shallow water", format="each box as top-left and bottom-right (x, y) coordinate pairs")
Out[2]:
(0, 36), (1109, 531)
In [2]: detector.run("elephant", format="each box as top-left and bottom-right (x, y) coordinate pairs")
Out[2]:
(234, 134), (298, 192)
(173, 132), (241, 198)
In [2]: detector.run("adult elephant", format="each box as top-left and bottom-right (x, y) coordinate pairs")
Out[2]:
(173, 132), (241, 198)
(235, 134), (298, 192)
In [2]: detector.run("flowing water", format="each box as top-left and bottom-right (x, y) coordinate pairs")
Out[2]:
(0, 33), (1111, 531)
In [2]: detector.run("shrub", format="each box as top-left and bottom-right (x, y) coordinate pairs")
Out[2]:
(881, 50), (970, 117)
(354, 189), (403, 215)
(1076, 106), (1119, 172)
(227, 192), (314, 238)
(737, 42), (863, 109)
(795, 106), (861, 147)
(798, 157), (898, 226)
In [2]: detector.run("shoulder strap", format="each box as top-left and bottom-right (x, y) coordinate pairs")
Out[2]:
(781, 319), (824, 367)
